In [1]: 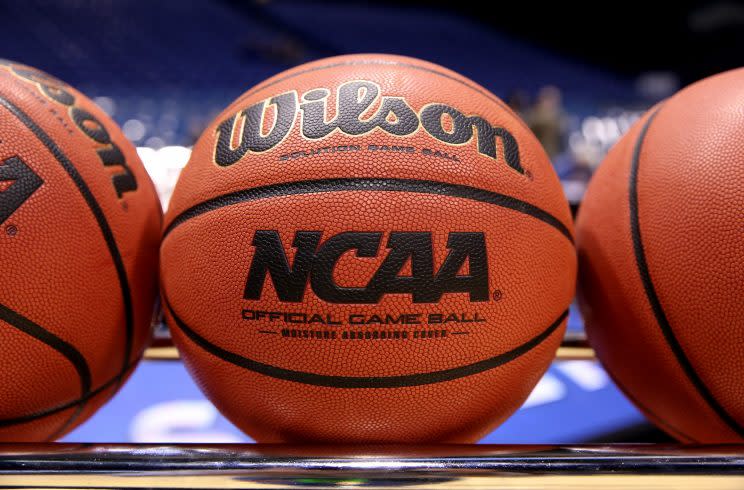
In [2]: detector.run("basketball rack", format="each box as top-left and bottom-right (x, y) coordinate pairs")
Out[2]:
(2, 334), (742, 490)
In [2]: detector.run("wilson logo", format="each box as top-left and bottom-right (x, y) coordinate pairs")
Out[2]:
(214, 80), (523, 174)
(244, 230), (490, 304)
(0, 59), (137, 198)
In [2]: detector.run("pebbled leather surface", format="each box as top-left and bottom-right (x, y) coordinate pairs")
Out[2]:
(578, 68), (744, 443)
(162, 54), (576, 443)
(0, 61), (161, 441)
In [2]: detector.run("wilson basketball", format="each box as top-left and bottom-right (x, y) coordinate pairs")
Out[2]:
(161, 54), (576, 442)
(577, 68), (744, 442)
(0, 61), (161, 441)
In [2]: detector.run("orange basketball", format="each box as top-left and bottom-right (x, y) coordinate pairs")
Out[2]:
(0, 61), (161, 441)
(161, 54), (576, 443)
(577, 68), (744, 442)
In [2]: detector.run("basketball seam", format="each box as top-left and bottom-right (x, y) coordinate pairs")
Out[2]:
(162, 178), (574, 243)
(232, 58), (528, 132)
(598, 356), (697, 443)
(0, 303), (91, 396)
(0, 356), (140, 428)
(46, 399), (87, 442)
(629, 106), (744, 439)
(164, 293), (567, 388)
(0, 96), (134, 432)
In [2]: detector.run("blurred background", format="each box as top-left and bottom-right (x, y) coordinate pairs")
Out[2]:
(2, 0), (742, 444)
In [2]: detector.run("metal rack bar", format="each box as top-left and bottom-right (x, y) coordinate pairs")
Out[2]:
(1, 444), (743, 489)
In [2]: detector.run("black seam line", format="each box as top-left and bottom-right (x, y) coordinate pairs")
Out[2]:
(0, 355), (140, 428)
(46, 402), (86, 442)
(163, 178), (574, 244)
(599, 355), (697, 443)
(234, 58), (529, 132)
(0, 96), (134, 379)
(165, 294), (567, 389)
(629, 107), (744, 439)
(0, 303), (91, 397)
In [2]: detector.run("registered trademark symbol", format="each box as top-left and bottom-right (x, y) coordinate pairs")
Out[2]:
(492, 289), (502, 301)
(524, 170), (533, 181)
(5, 224), (17, 237)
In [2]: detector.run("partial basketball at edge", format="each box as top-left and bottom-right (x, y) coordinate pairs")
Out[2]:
(0, 60), (161, 441)
(577, 68), (744, 443)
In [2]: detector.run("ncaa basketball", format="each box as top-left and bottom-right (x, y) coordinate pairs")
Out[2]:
(160, 54), (575, 442)
(1, 2), (743, 487)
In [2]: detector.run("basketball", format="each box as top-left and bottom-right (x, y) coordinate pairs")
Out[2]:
(577, 68), (744, 442)
(0, 61), (161, 441)
(161, 54), (576, 442)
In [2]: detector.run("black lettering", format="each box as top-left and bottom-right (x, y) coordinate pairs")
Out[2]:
(467, 116), (523, 173)
(287, 313), (306, 323)
(366, 314), (382, 324)
(421, 104), (523, 174)
(336, 81), (380, 135)
(0, 156), (43, 225)
(70, 107), (138, 197)
(243, 230), (490, 303)
(100, 148), (138, 197)
(40, 84), (75, 106)
(211, 79), (522, 174)
(431, 232), (490, 302)
(421, 104), (473, 145)
(215, 91), (297, 166)
(366, 232), (434, 303)
(370, 97), (419, 135)
(310, 232), (382, 303)
(71, 107), (109, 143)
(10, 65), (76, 106)
(300, 88), (336, 139)
(243, 230), (321, 302)
(3, 62), (138, 196)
